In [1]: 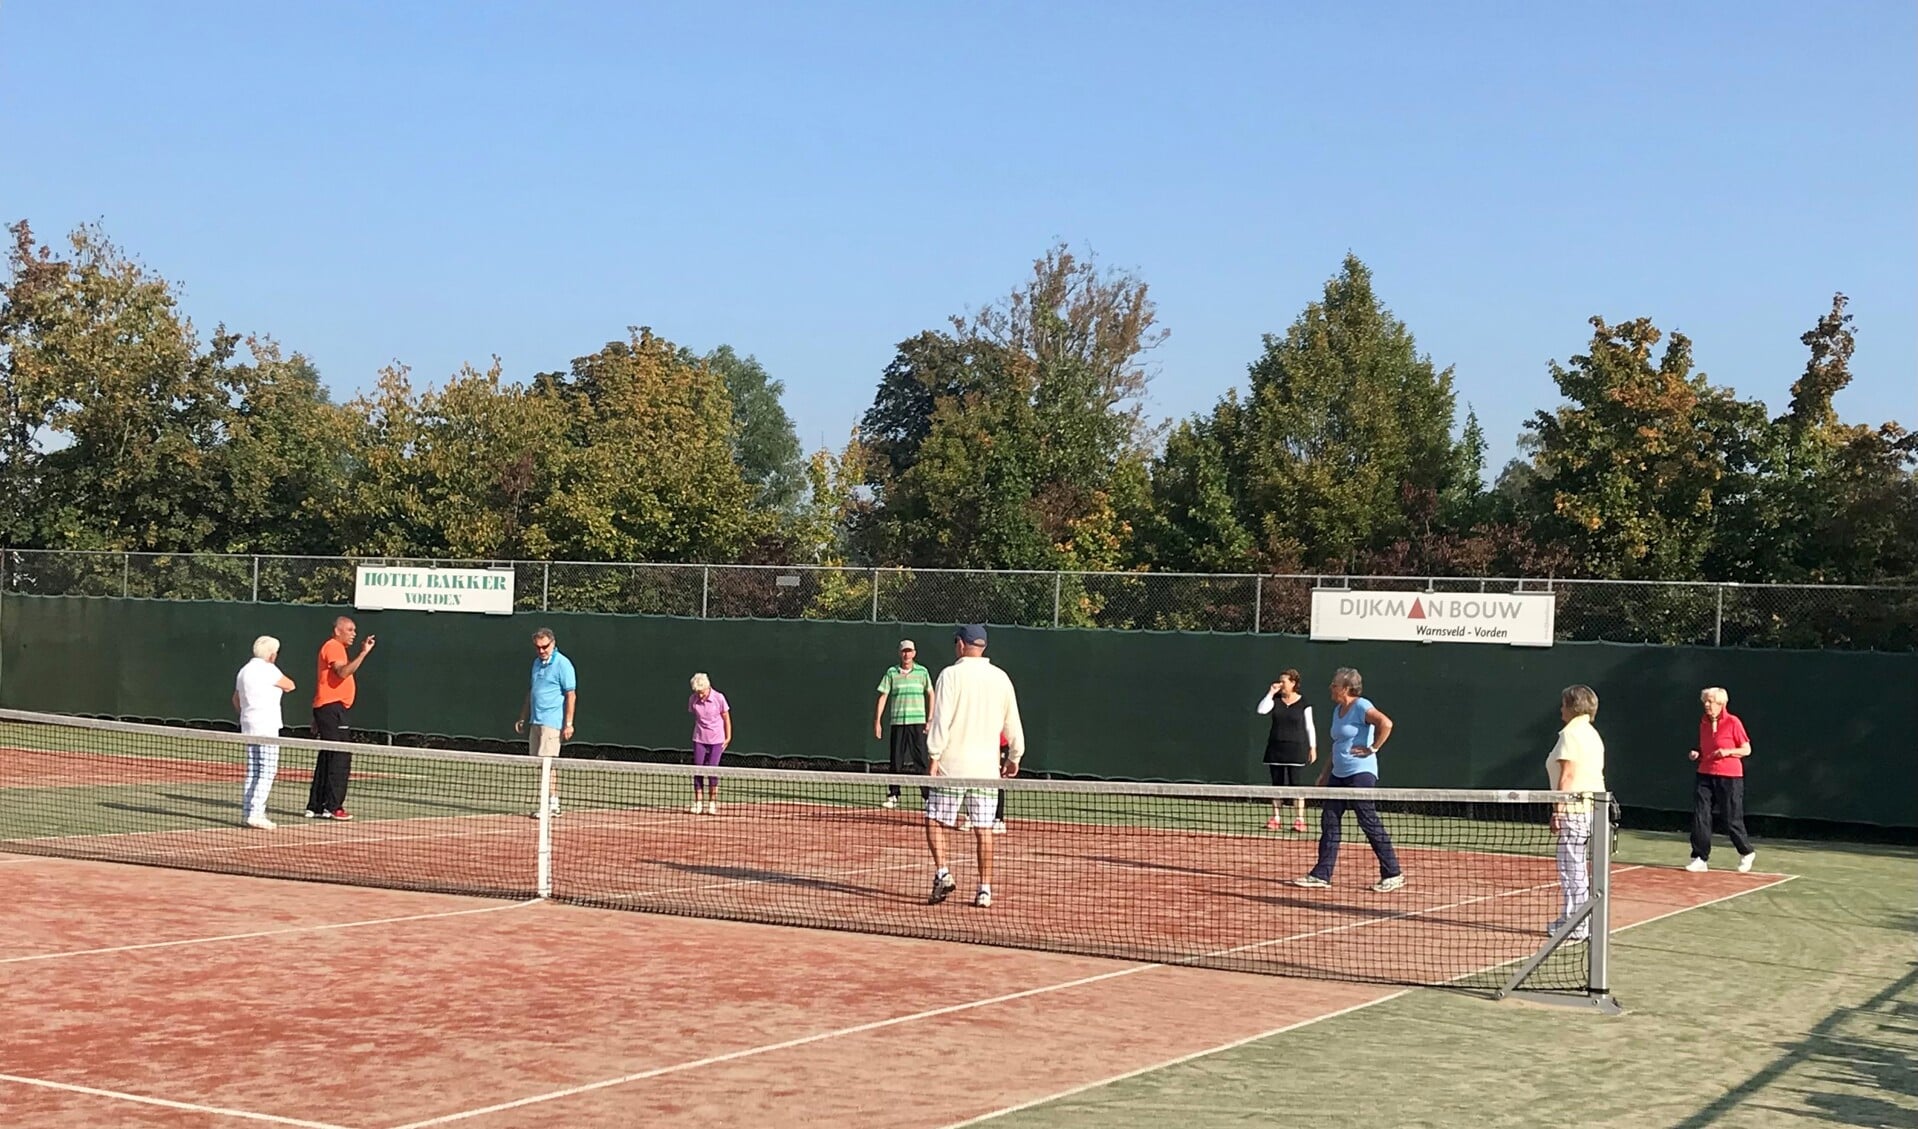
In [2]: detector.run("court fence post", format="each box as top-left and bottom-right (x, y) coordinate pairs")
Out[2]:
(701, 566), (710, 619)
(541, 561), (550, 612)
(1253, 575), (1262, 634)
(871, 567), (880, 622)
(1714, 585), (1725, 647)
(535, 756), (555, 898)
(122, 552), (130, 597)
(1053, 573), (1062, 627)
(251, 556), (260, 603)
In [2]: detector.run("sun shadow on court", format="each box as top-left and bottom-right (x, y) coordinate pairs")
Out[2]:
(1668, 964), (1918, 1128)
(647, 859), (897, 900)
(1059, 852), (1295, 885)
(96, 801), (230, 828)
(1211, 889), (1550, 936)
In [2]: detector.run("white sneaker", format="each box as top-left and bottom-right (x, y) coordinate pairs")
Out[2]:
(244, 815), (276, 830)
(1371, 874), (1405, 893)
(991, 820), (1007, 835)
(1685, 857), (1709, 872)
(881, 795), (898, 809)
(303, 810), (319, 819)
(1293, 875), (1332, 889)
(706, 802), (719, 815)
(1737, 852), (1756, 873)
(548, 796), (561, 815)
(689, 802), (704, 815)
(974, 889), (992, 908)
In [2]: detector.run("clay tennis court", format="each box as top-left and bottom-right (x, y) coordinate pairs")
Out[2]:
(0, 825), (1785, 1129)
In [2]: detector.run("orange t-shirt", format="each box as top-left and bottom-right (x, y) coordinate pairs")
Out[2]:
(313, 638), (355, 709)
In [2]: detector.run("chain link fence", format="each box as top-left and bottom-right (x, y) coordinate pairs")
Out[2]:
(2, 550), (1912, 651)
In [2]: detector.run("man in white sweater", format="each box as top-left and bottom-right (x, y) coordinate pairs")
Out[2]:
(925, 624), (1025, 908)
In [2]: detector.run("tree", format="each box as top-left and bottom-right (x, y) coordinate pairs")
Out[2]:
(216, 339), (354, 555)
(860, 245), (1163, 571)
(1522, 316), (1766, 579)
(690, 345), (804, 514)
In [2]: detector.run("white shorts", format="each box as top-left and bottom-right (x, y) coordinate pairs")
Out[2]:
(925, 788), (998, 829)
(529, 724), (562, 758)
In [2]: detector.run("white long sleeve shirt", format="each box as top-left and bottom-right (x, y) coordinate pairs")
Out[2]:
(926, 656), (1025, 781)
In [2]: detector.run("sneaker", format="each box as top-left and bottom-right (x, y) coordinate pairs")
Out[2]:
(928, 873), (956, 905)
(974, 889), (992, 908)
(244, 815), (276, 830)
(689, 802), (704, 814)
(1685, 857), (1709, 872)
(1291, 818), (1309, 833)
(881, 795), (898, 810)
(1266, 816), (1283, 831)
(1737, 852), (1756, 873)
(1292, 875), (1332, 889)
(706, 802), (719, 815)
(330, 809), (353, 822)
(303, 810), (320, 819)
(1371, 874), (1405, 893)
(991, 820), (1007, 835)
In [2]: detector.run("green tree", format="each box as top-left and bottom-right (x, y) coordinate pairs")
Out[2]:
(216, 339), (354, 555)
(1522, 316), (1766, 579)
(862, 245), (1162, 572)
(688, 344), (804, 513)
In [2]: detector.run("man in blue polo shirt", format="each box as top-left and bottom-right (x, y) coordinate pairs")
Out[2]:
(513, 626), (577, 817)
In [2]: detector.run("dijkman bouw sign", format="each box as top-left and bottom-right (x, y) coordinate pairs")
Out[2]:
(354, 566), (515, 615)
(1309, 589), (1556, 647)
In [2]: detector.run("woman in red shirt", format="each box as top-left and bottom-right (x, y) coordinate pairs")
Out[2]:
(1687, 686), (1755, 873)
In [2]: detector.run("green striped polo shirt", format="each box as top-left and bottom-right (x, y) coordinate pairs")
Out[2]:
(877, 664), (933, 725)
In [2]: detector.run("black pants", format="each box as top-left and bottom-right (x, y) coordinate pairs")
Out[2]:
(307, 702), (354, 814)
(886, 724), (930, 800)
(1309, 772), (1402, 881)
(1690, 774), (1752, 860)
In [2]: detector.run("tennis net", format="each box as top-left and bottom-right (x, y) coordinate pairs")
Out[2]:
(0, 709), (1615, 1006)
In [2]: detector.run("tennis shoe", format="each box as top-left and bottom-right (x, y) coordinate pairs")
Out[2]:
(928, 873), (956, 904)
(1371, 875), (1405, 893)
(991, 820), (1007, 835)
(706, 802), (719, 815)
(974, 889), (992, 908)
(689, 802), (704, 814)
(244, 815), (276, 830)
(1737, 852), (1756, 873)
(331, 809), (353, 821)
(1291, 818), (1308, 833)
(303, 810), (320, 819)
(881, 796), (898, 809)
(1266, 816), (1283, 830)
(1292, 875), (1332, 889)
(1685, 857), (1708, 872)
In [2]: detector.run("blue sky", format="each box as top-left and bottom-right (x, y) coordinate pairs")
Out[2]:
(3, 1), (1912, 475)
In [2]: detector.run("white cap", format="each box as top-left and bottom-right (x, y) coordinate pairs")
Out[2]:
(898, 639), (916, 651)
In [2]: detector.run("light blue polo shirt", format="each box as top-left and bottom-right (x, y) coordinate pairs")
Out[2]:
(529, 651), (578, 728)
(1328, 696), (1379, 780)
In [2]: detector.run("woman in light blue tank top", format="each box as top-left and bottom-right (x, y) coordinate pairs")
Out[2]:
(1294, 667), (1404, 892)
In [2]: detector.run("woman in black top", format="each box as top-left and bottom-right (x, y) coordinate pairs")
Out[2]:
(1256, 668), (1317, 832)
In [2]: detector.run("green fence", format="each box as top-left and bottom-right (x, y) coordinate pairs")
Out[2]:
(2, 594), (1912, 828)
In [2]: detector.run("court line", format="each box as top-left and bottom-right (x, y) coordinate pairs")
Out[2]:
(937, 991), (1411, 1128)
(382, 866), (1644, 1127)
(1611, 871), (1798, 934)
(0, 899), (538, 965)
(0, 1073), (351, 1129)
(942, 867), (1789, 1126)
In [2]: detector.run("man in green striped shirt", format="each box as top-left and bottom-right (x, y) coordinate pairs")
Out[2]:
(874, 639), (935, 809)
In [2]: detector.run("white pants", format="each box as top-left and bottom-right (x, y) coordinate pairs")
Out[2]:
(1554, 812), (1593, 938)
(243, 744), (280, 820)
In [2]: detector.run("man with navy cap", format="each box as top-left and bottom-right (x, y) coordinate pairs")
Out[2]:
(924, 623), (1025, 908)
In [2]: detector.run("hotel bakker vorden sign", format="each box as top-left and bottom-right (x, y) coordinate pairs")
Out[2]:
(1309, 589), (1556, 647)
(354, 566), (515, 616)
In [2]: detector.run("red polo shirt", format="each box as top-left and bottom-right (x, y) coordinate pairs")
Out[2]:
(1696, 711), (1749, 778)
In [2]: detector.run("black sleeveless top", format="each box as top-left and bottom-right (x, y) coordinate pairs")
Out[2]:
(1264, 697), (1314, 766)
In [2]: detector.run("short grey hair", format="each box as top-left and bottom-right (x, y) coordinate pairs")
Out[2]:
(1700, 686), (1729, 706)
(690, 672), (711, 692)
(251, 635), (280, 661)
(532, 627), (556, 644)
(1331, 667), (1363, 695)
(1561, 684), (1599, 719)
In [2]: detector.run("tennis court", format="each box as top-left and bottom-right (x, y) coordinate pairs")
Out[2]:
(2, 792), (1785, 1128)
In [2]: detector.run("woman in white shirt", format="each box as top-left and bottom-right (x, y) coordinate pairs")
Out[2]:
(233, 635), (296, 830)
(1545, 684), (1606, 942)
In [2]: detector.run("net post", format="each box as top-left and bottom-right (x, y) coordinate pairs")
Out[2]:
(1589, 791), (1614, 1000)
(535, 755), (555, 899)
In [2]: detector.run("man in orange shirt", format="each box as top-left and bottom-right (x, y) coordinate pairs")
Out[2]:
(305, 616), (376, 820)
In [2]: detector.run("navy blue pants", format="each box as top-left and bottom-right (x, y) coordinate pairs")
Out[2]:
(1309, 772), (1402, 881)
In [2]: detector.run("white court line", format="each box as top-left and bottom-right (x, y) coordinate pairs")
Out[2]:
(0, 1073), (351, 1129)
(937, 992), (1412, 1128)
(941, 866), (1792, 1127)
(0, 899), (537, 965)
(382, 865), (1644, 1127)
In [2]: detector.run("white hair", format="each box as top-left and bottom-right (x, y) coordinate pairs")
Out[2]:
(690, 672), (711, 692)
(1700, 686), (1729, 705)
(251, 635), (280, 661)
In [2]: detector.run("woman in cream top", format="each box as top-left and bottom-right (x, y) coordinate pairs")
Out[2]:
(1545, 684), (1606, 942)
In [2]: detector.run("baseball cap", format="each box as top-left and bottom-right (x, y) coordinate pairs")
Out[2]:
(954, 623), (988, 645)
(898, 639), (916, 651)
